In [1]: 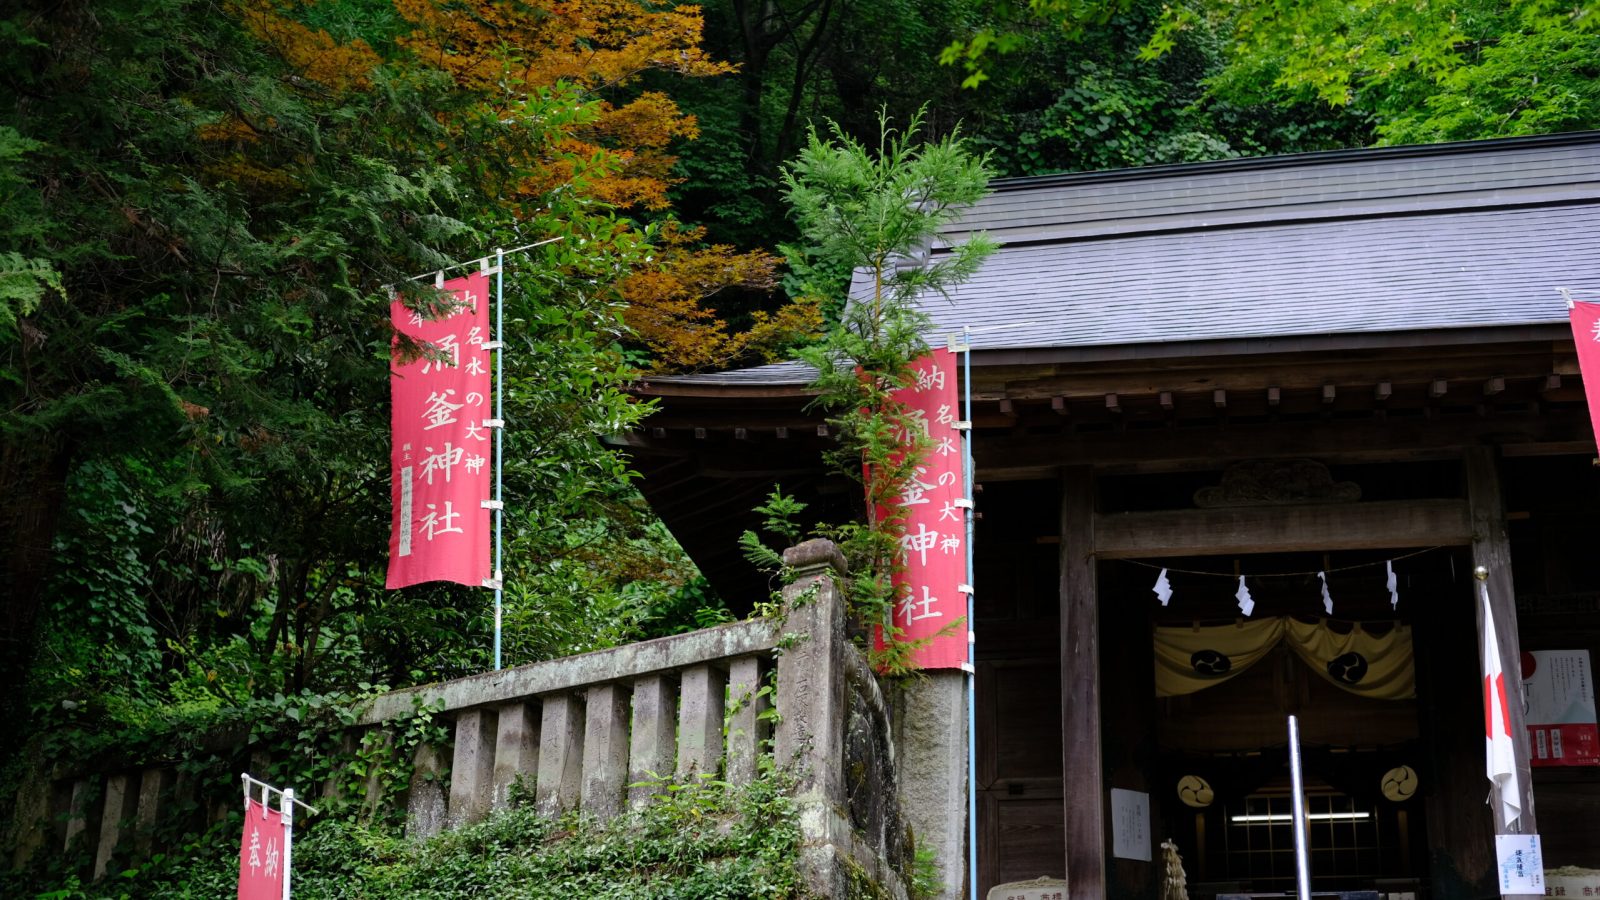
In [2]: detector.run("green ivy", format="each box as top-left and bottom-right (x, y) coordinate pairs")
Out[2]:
(12, 770), (813, 900)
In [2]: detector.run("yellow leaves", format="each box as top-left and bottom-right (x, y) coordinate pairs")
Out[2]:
(196, 115), (262, 144)
(234, 1), (381, 93)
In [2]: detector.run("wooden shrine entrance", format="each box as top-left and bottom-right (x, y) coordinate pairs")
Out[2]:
(975, 447), (1600, 900)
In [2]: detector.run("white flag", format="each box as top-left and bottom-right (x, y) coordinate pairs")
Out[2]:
(1235, 576), (1255, 617)
(1318, 571), (1333, 616)
(1481, 581), (1522, 831)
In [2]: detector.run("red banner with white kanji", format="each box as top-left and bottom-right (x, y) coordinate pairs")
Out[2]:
(387, 273), (493, 589)
(874, 349), (968, 669)
(237, 798), (284, 900)
(1572, 300), (1600, 456)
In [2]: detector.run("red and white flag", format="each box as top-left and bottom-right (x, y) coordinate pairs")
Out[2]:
(873, 349), (968, 669)
(387, 273), (493, 589)
(1571, 299), (1600, 454)
(1481, 581), (1523, 830)
(237, 798), (284, 900)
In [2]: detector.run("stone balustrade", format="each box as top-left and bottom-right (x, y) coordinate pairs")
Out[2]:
(8, 540), (919, 898)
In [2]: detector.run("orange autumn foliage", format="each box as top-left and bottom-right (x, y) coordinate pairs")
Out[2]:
(230, 0), (816, 371)
(621, 223), (821, 372)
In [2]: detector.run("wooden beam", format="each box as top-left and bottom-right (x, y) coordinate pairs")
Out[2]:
(973, 411), (1595, 477)
(1058, 467), (1104, 898)
(998, 350), (1555, 401)
(1465, 447), (1539, 885)
(1092, 499), (1470, 558)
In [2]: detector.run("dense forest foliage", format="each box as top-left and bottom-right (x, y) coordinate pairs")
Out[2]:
(3, 1), (1597, 886)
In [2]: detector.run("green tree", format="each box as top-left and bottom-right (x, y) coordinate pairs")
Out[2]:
(0, 0), (698, 755)
(777, 109), (995, 667)
(943, 0), (1600, 146)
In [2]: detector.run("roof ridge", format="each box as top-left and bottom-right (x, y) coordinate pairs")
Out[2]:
(987, 130), (1600, 193)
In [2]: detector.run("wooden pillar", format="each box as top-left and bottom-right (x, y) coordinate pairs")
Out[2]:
(1059, 466), (1105, 897)
(1466, 447), (1539, 897)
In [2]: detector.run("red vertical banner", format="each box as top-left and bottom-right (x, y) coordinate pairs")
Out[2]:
(237, 798), (284, 900)
(387, 273), (493, 589)
(1572, 300), (1600, 454)
(875, 349), (968, 669)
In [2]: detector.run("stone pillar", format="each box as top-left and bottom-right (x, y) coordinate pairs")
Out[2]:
(581, 684), (631, 820)
(492, 702), (538, 810)
(64, 778), (97, 854)
(676, 665), (726, 779)
(893, 671), (969, 900)
(133, 768), (172, 856)
(94, 773), (141, 879)
(628, 675), (678, 808)
(360, 729), (395, 822)
(535, 693), (584, 817)
(406, 742), (449, 839)
(447, 708), (497, 827)
(726, 656), (769, 785)
(773, 539), (852, 898)
(9, 768), (50, 870)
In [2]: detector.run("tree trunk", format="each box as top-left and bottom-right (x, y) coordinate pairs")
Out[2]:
(0, 437), (73, 754)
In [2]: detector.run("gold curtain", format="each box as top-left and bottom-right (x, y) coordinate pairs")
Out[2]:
(1154, 618), (1286, 697)
(1284, 618), (1415, 700)
(1154, 618), (1414, 700)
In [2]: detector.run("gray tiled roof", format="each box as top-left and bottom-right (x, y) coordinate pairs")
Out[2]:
(922, 202), (1600, 351)
(645, 359), (817, 386)
(658, 133), (1600, 385)
(947, 138), (1600, 245)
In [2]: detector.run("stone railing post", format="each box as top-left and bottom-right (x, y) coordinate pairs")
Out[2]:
(773, 539), (853, 897)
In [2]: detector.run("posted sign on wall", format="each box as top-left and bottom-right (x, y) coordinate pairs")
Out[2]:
(1524, 649), (1600, 767)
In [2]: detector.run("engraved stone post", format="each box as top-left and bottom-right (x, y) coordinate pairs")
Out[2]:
(447, 708), (497, 827)
(581, 684), (631, 820)
(726, 656), (769, 785)
(676, 665), (726, 779)
(628, 675), (677, 808)
(492, 701), (538, 810)
(535, 693), (584, 816)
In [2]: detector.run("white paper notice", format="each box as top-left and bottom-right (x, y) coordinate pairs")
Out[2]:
(1110, 788), (1151, 862)
(1494, 834), (1544, 894)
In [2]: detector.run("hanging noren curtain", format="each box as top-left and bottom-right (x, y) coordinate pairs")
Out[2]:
(1155, 618), (1414, 700)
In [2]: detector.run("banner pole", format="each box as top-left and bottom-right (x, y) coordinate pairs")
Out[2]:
(1288, 714), (1312, 900)
(493, 247), (505, 671)
(280, 787), (294, 900)
(960, 325), (978, 900)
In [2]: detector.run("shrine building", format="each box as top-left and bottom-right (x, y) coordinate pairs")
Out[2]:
(621, 131), (1600, 899)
